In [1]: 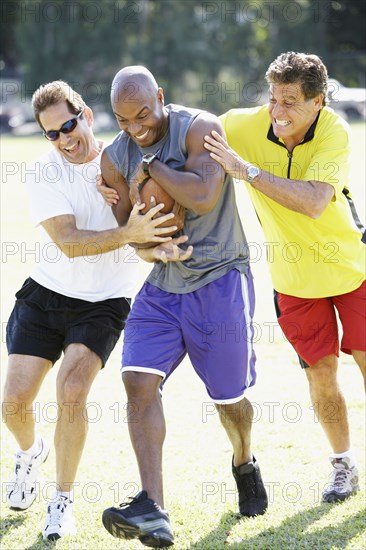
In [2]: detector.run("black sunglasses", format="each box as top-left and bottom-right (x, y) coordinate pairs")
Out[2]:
(43, 110), (84, 141)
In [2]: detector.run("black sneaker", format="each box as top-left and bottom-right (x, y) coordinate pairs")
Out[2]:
(102, 490), (174, 548)
(232, 456), (268, 516)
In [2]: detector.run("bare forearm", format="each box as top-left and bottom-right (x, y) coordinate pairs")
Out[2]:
(204, 131), (334, 218)
(148, 161), (207, 210)
(43, 205), (177, 258)
(250, 168), (334, 219)
(57, 226), (131, 258)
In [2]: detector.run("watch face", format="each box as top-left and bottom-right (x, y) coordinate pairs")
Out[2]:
(248, 166), (260, 180)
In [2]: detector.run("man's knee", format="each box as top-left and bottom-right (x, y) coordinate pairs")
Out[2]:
(57, 350), (101, 405)
(2, 398), (22, 424)
(57, 374), (89, 406)
(122, 371), (162, 401)
(215, 398), (253, 424)
(2, 381), (36, 426)
(352, 349), (366, 369)
(2, 381), (32, 409)
(306, 355), (339, 391)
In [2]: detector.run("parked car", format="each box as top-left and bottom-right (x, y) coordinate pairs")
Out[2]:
(327, 78), (366, 120)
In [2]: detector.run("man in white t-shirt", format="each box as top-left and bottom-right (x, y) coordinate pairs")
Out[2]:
(2, 80), (192, 542)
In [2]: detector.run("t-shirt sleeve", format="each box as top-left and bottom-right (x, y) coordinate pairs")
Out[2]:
(25, 159), (74, 226)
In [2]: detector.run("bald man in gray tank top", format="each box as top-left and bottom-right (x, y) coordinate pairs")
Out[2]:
(100, 66), (268, 548)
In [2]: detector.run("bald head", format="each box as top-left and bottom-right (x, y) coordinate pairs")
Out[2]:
(110, 65), (167, 146)
(111, 66), (159, 106)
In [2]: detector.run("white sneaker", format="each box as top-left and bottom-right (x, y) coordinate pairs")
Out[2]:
(7, 437), (50, 510)
(322, 457), (360, 503)
(42, 495), (77, 541)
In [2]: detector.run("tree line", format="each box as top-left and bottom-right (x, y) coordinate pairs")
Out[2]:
(1, 0), (365, 113)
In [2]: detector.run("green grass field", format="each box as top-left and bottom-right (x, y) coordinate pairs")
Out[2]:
(1, 125), (365, 549)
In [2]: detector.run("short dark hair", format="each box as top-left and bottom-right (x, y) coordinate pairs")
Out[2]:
(32, 80), (86, 128)
(265, 52), (328, 106)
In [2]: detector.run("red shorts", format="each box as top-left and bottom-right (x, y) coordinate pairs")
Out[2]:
(275, 280), (366, 367)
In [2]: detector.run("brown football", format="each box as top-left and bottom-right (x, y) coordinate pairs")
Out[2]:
(139, 178), (185, 234)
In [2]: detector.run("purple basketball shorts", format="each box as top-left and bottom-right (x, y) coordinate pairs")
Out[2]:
(122, 268), (257, 403)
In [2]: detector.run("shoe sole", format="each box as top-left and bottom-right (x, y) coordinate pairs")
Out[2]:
(9, 503), (36, 512)
(239, 505), (268, 517)
(139, 533), (174, 548)
(102, 509), (139, 540)
(322, 486), (360, 503)
(45, 533), (61, 541)
(8, 446), (50, 511)
(102, 509), (174, 547)
(43, 527), (77, 542)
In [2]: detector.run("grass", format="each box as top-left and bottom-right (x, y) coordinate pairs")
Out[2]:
(1, 124), (365, 549)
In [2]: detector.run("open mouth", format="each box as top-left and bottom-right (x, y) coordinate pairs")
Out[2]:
(275, 119), (291, 127)
(134, 129), (150, 141)
(64, 142), (79, 153)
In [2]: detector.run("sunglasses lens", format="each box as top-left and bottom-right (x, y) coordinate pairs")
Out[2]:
(45, 131), (59, 141)
(62, 118), (78, 134)
(44, 112), (81, 141)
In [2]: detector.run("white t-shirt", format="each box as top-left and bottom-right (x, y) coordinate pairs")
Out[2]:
(25, 147), (141, 301)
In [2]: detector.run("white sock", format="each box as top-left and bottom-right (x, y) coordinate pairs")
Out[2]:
(330, 449), (356, 468)
(20, 435), (41, 456)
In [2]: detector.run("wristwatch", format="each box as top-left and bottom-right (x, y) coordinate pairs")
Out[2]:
(142, 153), (158, 176)
(246, 164), (261, 183)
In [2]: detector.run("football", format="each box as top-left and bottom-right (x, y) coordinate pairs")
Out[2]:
(140, 178), (175, 214)
(139, 177), (185, 234)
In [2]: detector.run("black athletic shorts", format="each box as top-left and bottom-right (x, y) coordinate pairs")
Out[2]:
(6, 278), (131, 366)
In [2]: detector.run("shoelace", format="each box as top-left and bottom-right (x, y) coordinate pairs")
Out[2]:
(119, 494), (142, 508)
(331, 468), (350, 489)
(13, 454), (32, 480)
(48, 498), (69, 525)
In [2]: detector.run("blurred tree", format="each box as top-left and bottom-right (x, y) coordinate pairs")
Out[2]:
(1, 0), (365, 113)
(0, 0), (22, 76)
(323, 0), (366, 86)
(9, 0), (129, 105)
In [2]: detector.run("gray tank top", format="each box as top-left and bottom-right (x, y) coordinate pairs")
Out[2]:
(105, 103), (249, 293)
